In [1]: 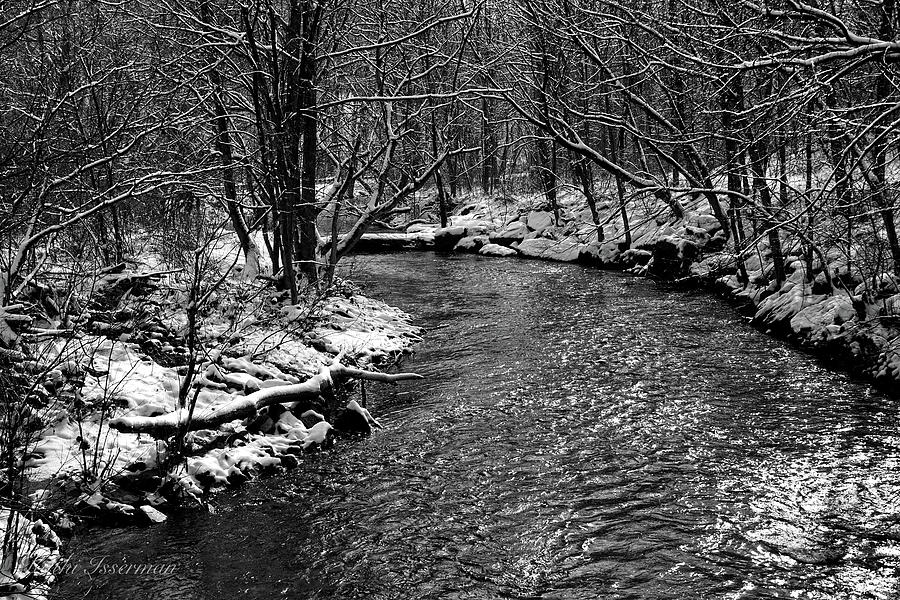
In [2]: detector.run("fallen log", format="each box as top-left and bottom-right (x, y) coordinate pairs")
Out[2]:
(108, 358), (422, 438)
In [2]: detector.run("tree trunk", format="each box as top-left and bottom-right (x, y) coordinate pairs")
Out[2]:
(609, 124), (631, 248)
(747, 140), (786, 286)
(109, 358), (422, 438)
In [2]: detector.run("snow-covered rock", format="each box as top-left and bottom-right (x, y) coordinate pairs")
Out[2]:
(621, 249), (652, 268)
(479, 243), (517, 257)
(854, 273), (900, 298)
(489, 221), (529, 245)
(138, 505), (167, 524)
(405, 222), (438, 234)
(453, 235), (488, 253)
(790, 295), (857, 341)
(525, 211), (554, 232)
(433, 226), (468, 250)
(598, 242), (622, 265)
(517, 238), (583, 262)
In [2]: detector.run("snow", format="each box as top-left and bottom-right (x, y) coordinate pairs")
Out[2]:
(525, 210), (554, 232)
(22, 270), (422, 515)
(516, 238), (584, 262)
(479, 243), (517, 257)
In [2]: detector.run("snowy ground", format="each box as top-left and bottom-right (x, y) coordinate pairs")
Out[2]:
(16, 231), (421, 514)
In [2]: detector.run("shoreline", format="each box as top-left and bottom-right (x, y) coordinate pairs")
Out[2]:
(6, 188), (899, 598)
(3, 254), (424, 600)
(348, 190), (899, 398)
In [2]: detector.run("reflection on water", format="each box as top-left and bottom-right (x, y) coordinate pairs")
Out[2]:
(59, 252), (900, 600)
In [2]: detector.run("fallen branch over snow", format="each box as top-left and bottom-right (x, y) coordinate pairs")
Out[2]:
(108, 357), (422, 438)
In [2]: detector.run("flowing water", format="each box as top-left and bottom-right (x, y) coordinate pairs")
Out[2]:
(59, 252), (900, 599)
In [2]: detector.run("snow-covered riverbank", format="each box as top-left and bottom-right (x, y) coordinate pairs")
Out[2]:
(358, 187), (900, 394)
(1, 240), (423, 599)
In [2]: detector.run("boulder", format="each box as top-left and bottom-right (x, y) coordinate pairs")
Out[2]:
(525, 211), (554, 232)
(694, 214), (723, 232)
(433, 226), (468, 250)
(683, 225), (710, 245)
(690, 253), (736, 279)
(517, 238), (582, 262)
(647, 236), (700, 279)
(881, 293), (900, 316)
(790, 295), (856, 341)
(598, 242), (623, 266)
(854, 273), (900, 299)
(334, 408), (372, 435)
(812, 271), (833, 295)
(621, 249), (652, 268)
(578, 243), (601, 265)
(479, 243), (518, 257)
(489, 221), (529, 246)
(405, 222), (437, 234)
(453, 235), (488, 253)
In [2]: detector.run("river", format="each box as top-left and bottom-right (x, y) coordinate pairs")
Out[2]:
(58, 252), (900, 599)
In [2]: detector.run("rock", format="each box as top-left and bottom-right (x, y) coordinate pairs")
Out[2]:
(833, 263), (864, 289)
(881, 293), (900, 316)
(301, 421), (334, 451)
(43, 369), (64, 393)
(578, 243), (601, 265)
(598, 241), (622, 266)
(694, 214), (722, 232)
(52, 514), (75, 537)
(488, 221), (529, 245)
(77, 491), (137, 523)
(690, 253), (736, 279)
(144, 492), (169, 509)
(104, 500), (137, 520)
(334, 408), (372, 435)
(516, 238), (582, 262)
(453, 235), (488, 253)
(243, 376), (262, 394)
(526, 211), (554, 232)
(812, 271), (833, 295)
(226, 469), (250, 486)
(280, 454), (299, 469)
(299, 409), (326, 428)
(647, 236), (700, 279)
(479, 243), (517, 257)
(406, 222), (438, 234)
(788, 294), (856, 343)
(433, 226), (468, 250)
(32, 521), (60, 550)
(621, 249), (653, 268)
(706, 229), (727, 252)
(684, 225), (710, 245)
(138, 505), (167, 524)
(854, 273), (900, 299)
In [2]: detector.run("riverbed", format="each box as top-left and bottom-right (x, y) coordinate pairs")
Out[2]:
(58, 252), (900, 599)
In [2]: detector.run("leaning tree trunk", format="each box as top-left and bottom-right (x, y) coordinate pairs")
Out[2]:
(109, 356), (422, 438)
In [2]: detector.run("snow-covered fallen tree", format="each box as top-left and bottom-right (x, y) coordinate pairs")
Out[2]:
(108, 353), (422, 437)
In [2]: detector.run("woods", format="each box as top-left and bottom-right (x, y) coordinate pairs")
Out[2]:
(5, 0), (900, 314)
(3, 0), (900, 596)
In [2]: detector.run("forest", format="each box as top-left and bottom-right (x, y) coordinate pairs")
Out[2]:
(2, 0), (900, 598)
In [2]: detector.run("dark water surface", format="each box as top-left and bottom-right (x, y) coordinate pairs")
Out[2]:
(59, 252), (900, 599)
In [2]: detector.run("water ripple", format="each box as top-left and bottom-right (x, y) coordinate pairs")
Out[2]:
(60, 253), (900, 600)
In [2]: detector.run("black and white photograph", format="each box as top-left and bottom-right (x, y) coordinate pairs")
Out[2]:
(1, 0), (900, 597)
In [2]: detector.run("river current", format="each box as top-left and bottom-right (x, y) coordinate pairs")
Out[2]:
(59, 252), (900, 599)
